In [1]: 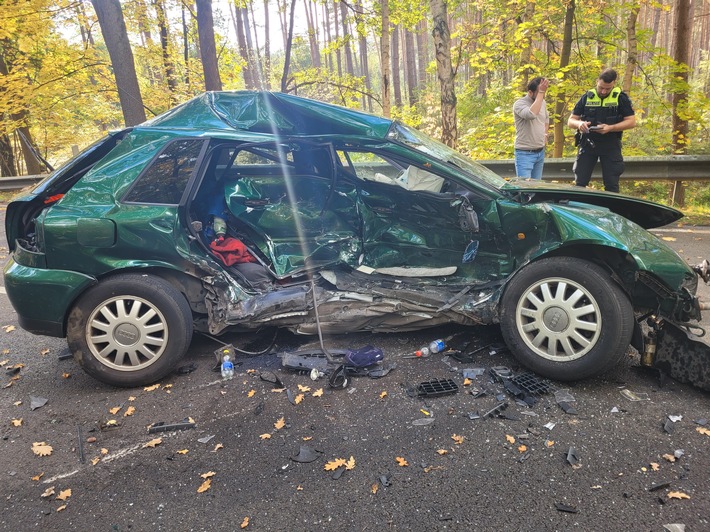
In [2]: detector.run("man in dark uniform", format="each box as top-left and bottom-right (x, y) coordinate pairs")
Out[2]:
(567, 68), (636, 192)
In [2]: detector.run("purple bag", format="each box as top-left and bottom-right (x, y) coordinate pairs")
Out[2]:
(345, 345), (384, 367)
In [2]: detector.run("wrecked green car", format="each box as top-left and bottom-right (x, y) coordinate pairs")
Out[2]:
(4, 91), (709, 387)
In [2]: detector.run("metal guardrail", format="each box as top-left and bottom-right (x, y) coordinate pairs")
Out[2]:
(2, 155), (710, 192)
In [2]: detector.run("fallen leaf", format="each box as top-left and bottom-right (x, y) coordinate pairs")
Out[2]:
(4, 382), (14, 388)
(324, 458), (346, 471)
(697, 427), (710, 436)
(100, 448), (108, 455)
(40, 349), (50, 355)
(213, 443), (224, 451)
(297, 384), (311, 393)
(144, 383), (161, 391)
(62, 373), (71, 379)
(271, 388), (285, 393)
(661, 236), (677, 242)
(128, 396), (136, 402)
(200, 471), (216, 479)
(506, 435), (515, 444)
(452, 434), (464, 445)
(436, 449), (448, 455)
(651, 462), (660, 471)
(104, 419), (118, 427)
(109, 406), (122, 415)
(240, 517), (249, 529)
(247, 389), (256, 398)
(395, 456), (409, 467)
(371, 483), (379, 494)
(3, 325), (16, 332)
(56, 505), (66, 512)
(31, 473), (44, 481)
(32, 442), (53, 457)
(197, 479), (212, 493)
(124, 406), (135, 417)
(302, 436), (312, 441)
(142, 438), (162, 448)
(668, 491), (690, 500)
(546, 440), (555, 447)
(518, 445), (527, 453)
(11, 418), (22, 427)
(296, 485), (303, 491)
(13, 400), (21, 406)
(313, 388), (324, 397)
(176, 449), (189, 455)
(163, 384), (173, 389)
(274, 417), (285, 430)
(379, 391), (388, 399)
(345, 456), (356, 470)
(0, 357), (8, 364)
(294, 393), (304, 404)
(91, 457), (100, 465)
(259, 433), (272, 440)
(246, 369), (257, 374)
(463, 378), (472, 386)
(662, 453), (676, 463)
(41, 487), (55, 498)
(56, 489), (72, 501)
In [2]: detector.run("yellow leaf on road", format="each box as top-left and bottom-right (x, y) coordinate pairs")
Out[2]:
(295, 393), (304, 404)
(324, 458), (346, 471)
(345, 456), (356, 470)
(41, 487), (55, 498)
(11, 418), (22, 427)
(40, 348), (50, 355)
(662, 453), (676, 462)
(200, 471), (216, 479)
(124, 406), (136, 416)
(247, 389), (256, 398)
(91, 457), (100, 466)
(668, 491), (690, 499)
(197, 479), (211, 493)
(274, 417), (285, 430)
(260, 433), (272, 440)
(452, 434), (464, 445)
(313, 388), (324, 397)
(240, 517), (249, 528)
(109, 406), (122, 415)
(213, 443), (224, 451)
(661, 236), (677, 242)
(56, 505), (66, 512)
(177, 449), (189, 455)
(651, 462), (660, 471)
(379, 391), (388, 399)
(3, 325), (15, 332)
(144, 383), (161, 391)
(697, 427), (710, 436)
(32, 442), (53, 457)
(297, 384), (311, 393)
(100, 448), (109, 455)
(31, 473), (44, 481)
(56, 489), (71, 501)
(142, 438), (162, 448)
(518, 445), (527, 453)
(371, 483), (379, 494)
(436, 449), (448, 455)
(395, 456), (409, 467)
(506, 435), (515, 444)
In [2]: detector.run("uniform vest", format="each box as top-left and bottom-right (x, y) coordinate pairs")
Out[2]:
(581, 88), (622, 125)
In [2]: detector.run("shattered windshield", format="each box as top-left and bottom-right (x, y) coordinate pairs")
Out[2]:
(387, 122), (507, 189)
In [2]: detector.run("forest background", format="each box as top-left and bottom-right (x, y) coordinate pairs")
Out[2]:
(0, 0), (708, 211)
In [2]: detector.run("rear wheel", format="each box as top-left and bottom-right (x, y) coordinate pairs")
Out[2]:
(500, 257), (633, 381)
(67, 274), (193, 387)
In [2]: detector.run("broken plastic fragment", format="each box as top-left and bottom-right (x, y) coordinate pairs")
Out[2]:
(467, 411), (480, 420)
(649, 481), (672, 492)
(412, 418), (435, 426)
(663, 419), (675, 434)
(611, 407), (619, 413)
(558, 401), (578, 415)
(30, 396), (48, 411)
(416, 379), (459, 397)
(554, 389), (575, 403)
(367, 363), (396, 378)
(555, 502), (579, 513)
(544, 422), (556, 430)
(668, 414), (683, 423)
(462, 368), (485, 379)
(483, 402), (508, 418)
(197, 435), (215, 444)
(566, 447), (580, 466)
(148, 420), (196, 434)
(662, 525), (686, 532)
(291, 445), (322, 463)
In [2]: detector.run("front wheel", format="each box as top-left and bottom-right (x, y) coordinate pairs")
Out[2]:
(499, 257), (633, 381)
(67, 274), (193, 387)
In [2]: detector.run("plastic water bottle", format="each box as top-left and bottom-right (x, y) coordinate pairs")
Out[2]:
(429, 339), (445, 354)
(221, 354), (234, 380)
(415, 346), (430, 357)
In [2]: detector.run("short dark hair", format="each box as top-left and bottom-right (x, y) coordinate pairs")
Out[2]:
(599, 69), (618, 83)
(527, 76), (544, 92)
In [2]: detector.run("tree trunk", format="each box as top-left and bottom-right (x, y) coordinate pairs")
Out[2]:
(404, 27), (417, 105)
(242, 6), (262, 87)
(622, 5), (639, 93)
(354, 0), (372, 111)
(231, 2), (253, 88)
(416, 19), (427, 92)
(391, 25), (402, 106)
(323, 2), (333, 71)
(304, 0), (321, 68)
(182, 3), (191, 88)
(154, 0), (178, 103)
(76, 1), (95, 46)
(263, 0), (271, 89)
(281, 0), (298, 92)
(91, 0), (147, 126)
(0, 133), (16, 177)
(518, 2), (535, 91)
(553, 0), (574, 157)
(333, 0), (343, 77)
(340, 1), (354, 76)
(430, 0), (457, 147)
(671, 0), (692, 154)
(381, 0), (391, 117)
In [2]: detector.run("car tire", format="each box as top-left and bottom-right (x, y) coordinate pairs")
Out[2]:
(499, 257), (633, 381)
(67, 274), (193, 387)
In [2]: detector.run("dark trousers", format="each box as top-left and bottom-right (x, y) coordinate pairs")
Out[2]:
(573, 136), (624, 193)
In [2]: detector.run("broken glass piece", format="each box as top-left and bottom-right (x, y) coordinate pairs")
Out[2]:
(558, 401), (577, 415)
(462, 368), (485, 379)
(620, 389), (650, 401)
(412, 418), (435, 426)
(462, 240), (479, 263)
(662, 524), (686, 532)
(674, 449), (684, 459)
(30, 396), (48, 411)
(663, 419), (675, 434)
(611, 407), (619, 413)
(554, 389), (575, 403)
(695, 418), (708, 426)
(468, 411), (481, 420)
(519, 410), (539, 417)
(544, 422), (556, 430)
(197, 435), (215, 444)
(291, 445), (322, 463)
(668, 415), (683, 423)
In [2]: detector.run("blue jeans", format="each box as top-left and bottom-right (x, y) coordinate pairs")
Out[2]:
(514, 149), (545, 179)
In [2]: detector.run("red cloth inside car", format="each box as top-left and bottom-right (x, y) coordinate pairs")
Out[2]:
(209, 237), (258, 266)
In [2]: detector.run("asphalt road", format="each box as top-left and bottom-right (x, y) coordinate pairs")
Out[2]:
(1, 203), (709, 531)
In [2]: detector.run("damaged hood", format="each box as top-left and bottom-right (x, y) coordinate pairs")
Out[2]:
(501, 179), (683, 229)
(140, 91), (394, 138)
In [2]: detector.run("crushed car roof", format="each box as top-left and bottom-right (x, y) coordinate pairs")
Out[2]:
(141, 91), (394, 137)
